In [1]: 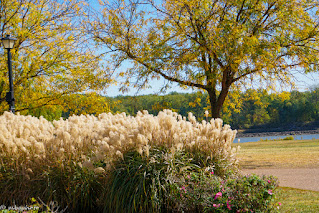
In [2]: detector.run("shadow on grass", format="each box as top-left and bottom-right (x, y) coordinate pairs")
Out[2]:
(239, 160), (274, 169)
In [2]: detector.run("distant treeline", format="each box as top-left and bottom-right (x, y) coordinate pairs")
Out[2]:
(24, 88), (319, 130)
(107, 89), (319, 129)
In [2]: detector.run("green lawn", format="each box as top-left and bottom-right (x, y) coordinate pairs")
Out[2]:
(277, 187), (319, 212)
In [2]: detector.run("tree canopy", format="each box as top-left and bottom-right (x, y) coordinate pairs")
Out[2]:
(0, 0), (111, 114)
(87, 0), (319, 118)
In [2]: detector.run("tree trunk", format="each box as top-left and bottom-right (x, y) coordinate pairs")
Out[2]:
(207, 86), (230, 119)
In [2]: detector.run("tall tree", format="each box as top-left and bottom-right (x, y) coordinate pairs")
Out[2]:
(0, 0), (111, 114)
(87, 0), (319, 118)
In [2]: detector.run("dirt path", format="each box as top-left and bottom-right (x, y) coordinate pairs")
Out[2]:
(242, 168), (319, 192)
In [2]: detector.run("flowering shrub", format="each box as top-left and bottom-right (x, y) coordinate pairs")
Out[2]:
(169, 172), (279, 212)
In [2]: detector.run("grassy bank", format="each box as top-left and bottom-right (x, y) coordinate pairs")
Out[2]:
(235, 139), (319, 169)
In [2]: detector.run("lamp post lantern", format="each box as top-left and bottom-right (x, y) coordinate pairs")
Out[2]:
(1, 35), (17, 113)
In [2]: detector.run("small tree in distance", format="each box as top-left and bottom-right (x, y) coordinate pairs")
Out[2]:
(87, 0), (319, 118)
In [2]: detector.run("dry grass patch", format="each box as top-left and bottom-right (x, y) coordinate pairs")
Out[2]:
(234, 140), (319, 169)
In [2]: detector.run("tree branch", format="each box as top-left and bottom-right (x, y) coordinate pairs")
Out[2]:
(127, 52), (207, 90)
(236, 0), (246, 23)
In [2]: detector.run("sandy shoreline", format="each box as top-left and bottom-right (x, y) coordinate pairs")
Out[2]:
(236, 129), (319, 138)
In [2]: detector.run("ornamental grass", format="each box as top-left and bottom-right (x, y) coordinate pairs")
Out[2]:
(0, 110), (278, 212)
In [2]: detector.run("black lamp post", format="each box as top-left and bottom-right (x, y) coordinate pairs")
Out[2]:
(1, 35), (17, 113)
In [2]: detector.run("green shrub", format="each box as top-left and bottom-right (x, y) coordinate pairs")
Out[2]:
(170, 172), (279, 213)
(259, 136), (294, 142)
(282, 136), (294, 140)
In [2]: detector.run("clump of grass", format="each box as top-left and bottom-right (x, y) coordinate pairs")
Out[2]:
(0, 110), (238, 211)
(276, 187), (319, 212)
(0, 156), (107, 213)
(259, 136), (294, 142)
(0, 110), (280, 212)
(104, 147), (199, 213)
(282, 136), (294, 140)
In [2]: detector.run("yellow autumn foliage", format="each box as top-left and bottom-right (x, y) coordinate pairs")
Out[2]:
(0, 0), (112, 115)
(87, 0), (319, 118)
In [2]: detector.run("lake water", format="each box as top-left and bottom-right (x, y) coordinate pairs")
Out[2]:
(234, 134), (319, 143)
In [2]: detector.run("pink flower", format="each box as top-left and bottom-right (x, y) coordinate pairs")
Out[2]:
(227, 200), (232, 210)
(210, 171), (214, 175)
(278, 202), (282, 206)
(181, 186), (187, 193)
(213, 204), (221, 208)
(214, 192), (222, 199)
(187, 175), (190, 179)
(268, 180), (271, 184)
(268, 189), (273, 195)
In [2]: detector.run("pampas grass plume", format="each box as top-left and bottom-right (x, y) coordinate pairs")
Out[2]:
(0, 109), (238, 176)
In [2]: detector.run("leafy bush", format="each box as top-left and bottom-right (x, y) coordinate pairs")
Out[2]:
(259, 136), (294, 142)
(282, 136), (294, 140)
(169, 172), (279, 213)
